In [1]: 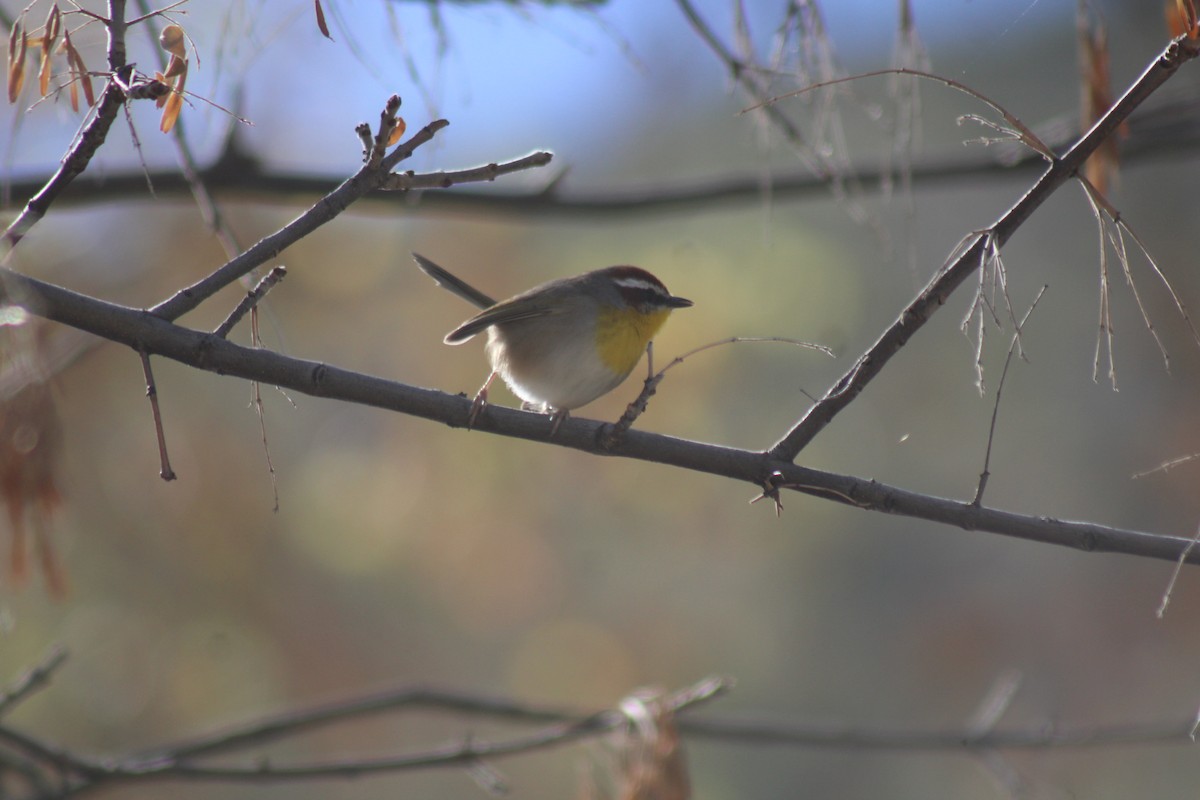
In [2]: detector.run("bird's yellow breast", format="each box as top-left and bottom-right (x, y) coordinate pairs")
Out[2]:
(594, 306), (673, 376)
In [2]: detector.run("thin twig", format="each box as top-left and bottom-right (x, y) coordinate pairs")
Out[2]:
(1133, 452), (1200, 479)
(973, 286), (1048, 506)
(126, 0), (188, 27)
(249, 304), (282, 513)
(601, 337), (833, 447)
(213, 266), (287, 339)
(0, 647), (68, 719)
(139, 349), (176, 481)
(678, 712), (1200, 751)
(1157, 521), (1200, 618)
(1078, 180), (1168, 385)
(745, 66), (1054, 161)
(379, 152), (555, 191)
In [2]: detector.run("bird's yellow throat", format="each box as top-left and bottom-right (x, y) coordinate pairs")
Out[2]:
(594, 306), (673, 374)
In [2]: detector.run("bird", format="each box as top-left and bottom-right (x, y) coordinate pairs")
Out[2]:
(413, 252), (692, 433)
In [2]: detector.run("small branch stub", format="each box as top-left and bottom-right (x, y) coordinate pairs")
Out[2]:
(139, 349), (176, 481)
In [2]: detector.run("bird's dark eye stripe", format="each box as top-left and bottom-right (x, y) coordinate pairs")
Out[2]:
(617, 284), (671, 307)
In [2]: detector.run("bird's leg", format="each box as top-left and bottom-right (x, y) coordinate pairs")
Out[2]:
(548, 408), (569, 437)
(467, 372), (497, 429)
(516, 400), (567, 436)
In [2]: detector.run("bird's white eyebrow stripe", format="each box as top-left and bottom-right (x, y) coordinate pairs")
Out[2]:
(613, 277), (665, 292)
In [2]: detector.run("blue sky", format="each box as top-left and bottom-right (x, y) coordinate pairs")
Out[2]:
(3, 0), (1084, 182)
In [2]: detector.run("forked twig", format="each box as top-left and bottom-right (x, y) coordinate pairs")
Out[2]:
(973, 286), (1048, 506)
(600, 337), (833, 447)
(1133, 452), (1200, 479)
(1157, 521), (1200, 618)
(744, 66), (1056, 162)
(1075, 174), (1200, 389)
(213, 266), (287, 339)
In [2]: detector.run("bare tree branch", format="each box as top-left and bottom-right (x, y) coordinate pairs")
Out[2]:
(0, 267), (1196, 566)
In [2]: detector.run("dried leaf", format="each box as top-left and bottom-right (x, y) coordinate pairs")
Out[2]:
(0, 371), (66, 598)
(38, 6), (59, 97)
(43, 5), (60, 48)
(36, 51), (50, 96)
(1078, 3), (1123, 195)
(159, 62), (185, 133)
(160, 90), (182, 130)
(7, 21), (27, 103)
(315, 0), (333, 40)
(163, 52), (186, 79)
(63, 29), (94, 108)
(153, 71), (168, 107)
(1167, 0), (1200, 38)
(159, 23), (186, 59)
(386, 116), (406, 146)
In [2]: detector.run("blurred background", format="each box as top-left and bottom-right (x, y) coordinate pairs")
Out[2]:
(4, 0), (1200, 797)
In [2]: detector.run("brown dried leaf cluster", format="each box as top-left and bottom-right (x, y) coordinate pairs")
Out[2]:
(6, 4), (95, 112)
(0, 337), (67, 598)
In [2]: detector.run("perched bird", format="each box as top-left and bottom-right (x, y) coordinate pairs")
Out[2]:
(414, 253), (692, 432)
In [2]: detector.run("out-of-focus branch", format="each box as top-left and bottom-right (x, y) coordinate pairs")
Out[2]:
(3, 89), (1196, 220)
(0, 676), (726, 794)
(674, 0), (826, 178)
(679, 713), (1200, 751)
(1, 670), (1198, 797)
(0, 646), (67, 719)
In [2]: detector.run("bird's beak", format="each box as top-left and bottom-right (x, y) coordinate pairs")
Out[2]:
(667, 295), (694, 308)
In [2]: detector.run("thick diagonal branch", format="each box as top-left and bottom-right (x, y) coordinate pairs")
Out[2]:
(769, 35), (1200, 462)
(1, 268), (1196, 567)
